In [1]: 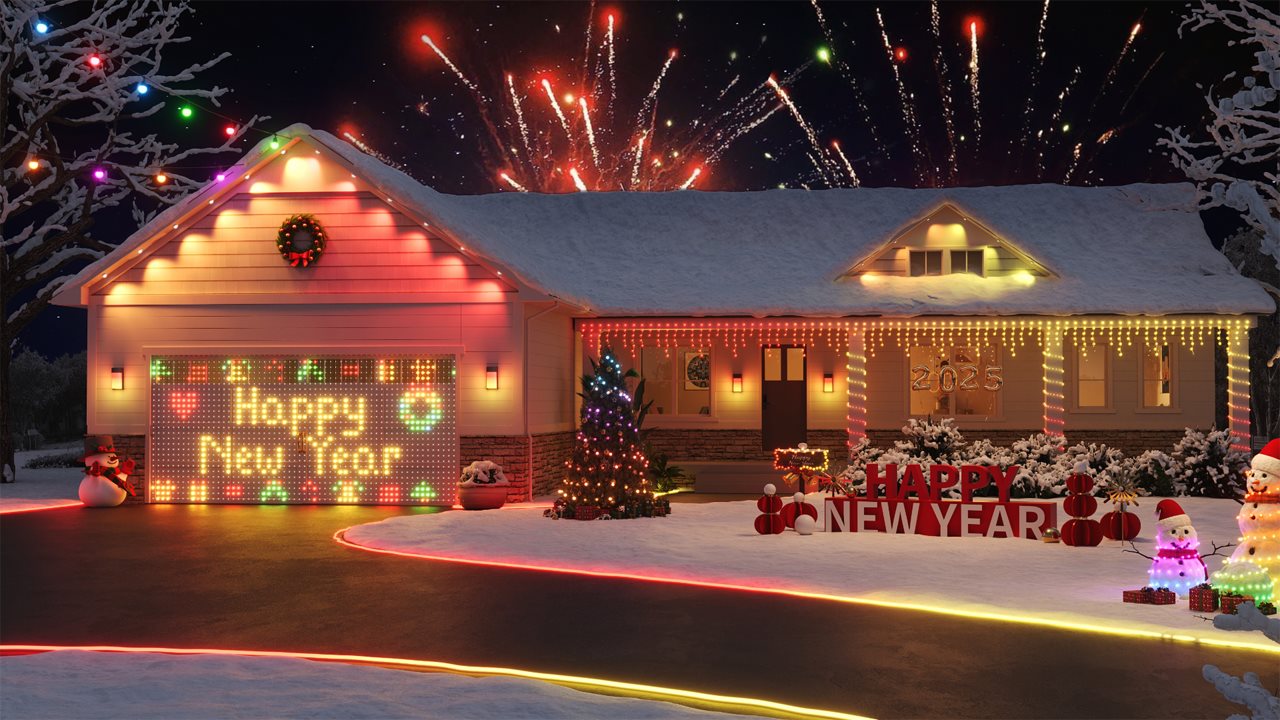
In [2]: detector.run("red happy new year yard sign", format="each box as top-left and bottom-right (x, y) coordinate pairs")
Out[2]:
(825, 464), (1057, 539)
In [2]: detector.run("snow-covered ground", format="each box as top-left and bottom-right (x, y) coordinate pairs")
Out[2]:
(0, 447), (83, 512)
(343, 495), (1278, 653)
(0, 650), (763, 720)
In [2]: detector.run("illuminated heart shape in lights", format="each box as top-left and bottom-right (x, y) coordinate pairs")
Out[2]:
(169, 391), (198, 420)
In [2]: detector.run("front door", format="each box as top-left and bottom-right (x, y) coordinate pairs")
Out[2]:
(761, 346), (807, 450)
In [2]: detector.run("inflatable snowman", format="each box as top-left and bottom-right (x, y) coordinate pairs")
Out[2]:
(1211, 439), (1280, 603)
(79, 435), (137, 507)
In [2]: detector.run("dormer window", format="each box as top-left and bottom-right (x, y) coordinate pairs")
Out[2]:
(951, 249), (985, 276)
(909, 250), (942, 276)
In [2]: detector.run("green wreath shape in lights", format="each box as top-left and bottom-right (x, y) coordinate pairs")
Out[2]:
(399, 388), (444, 432)
(276, 214), (327, 268)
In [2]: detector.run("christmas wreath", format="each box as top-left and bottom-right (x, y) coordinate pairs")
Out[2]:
(276, 214), (327, 268)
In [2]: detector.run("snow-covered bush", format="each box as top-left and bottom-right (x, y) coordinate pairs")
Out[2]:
(1057, 442), (1127, 492)
(1002, 433), (1068, 498)
(1128, 450), (1180, 496)
(1171, 427), (1249, 498)
(894, 418), (966, 464)
(460, 460), (510, 487)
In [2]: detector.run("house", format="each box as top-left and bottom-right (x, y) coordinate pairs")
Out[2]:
(51, 124), (1273, 505)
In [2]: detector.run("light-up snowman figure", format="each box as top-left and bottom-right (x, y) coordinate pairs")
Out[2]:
(1210, 438), (1280, 604)
(78, 435), (137, 507)
(1148, 499), (1207, 596)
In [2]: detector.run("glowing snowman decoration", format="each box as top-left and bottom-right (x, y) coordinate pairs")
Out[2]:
(78, 435), (136, 507)
(1211, 438), (1280, 604)
(1148, 499), (1207, 596)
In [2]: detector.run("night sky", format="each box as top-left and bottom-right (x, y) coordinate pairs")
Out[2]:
(22, 1), (1251, 356)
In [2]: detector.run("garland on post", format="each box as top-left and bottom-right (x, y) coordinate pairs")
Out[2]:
(276, 214), (327, 268)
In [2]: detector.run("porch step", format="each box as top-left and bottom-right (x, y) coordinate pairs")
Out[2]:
(681, 461), (787, 494)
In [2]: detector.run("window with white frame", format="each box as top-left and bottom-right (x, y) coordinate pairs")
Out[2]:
(1142, 342), (1173, 408)
(1076, 343), (1109, 408)
(639, 346), (712, 416)
(908, 345), (1002, 417)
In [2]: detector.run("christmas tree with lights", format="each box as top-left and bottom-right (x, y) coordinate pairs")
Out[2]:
(558, 348), (663, 519)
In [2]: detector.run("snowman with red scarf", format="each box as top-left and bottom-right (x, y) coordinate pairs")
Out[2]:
(79, 435), (137, 507)
(1147, 499), (1208, 596)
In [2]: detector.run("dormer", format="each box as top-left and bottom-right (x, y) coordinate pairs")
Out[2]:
(840, 202), (1055, 280)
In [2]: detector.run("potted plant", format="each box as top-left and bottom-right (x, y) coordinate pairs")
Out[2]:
(458, 460), (510, 510)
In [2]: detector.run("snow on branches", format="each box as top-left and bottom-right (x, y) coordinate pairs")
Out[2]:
(1158, 0), (1280, 268)
(2, 0), (260, 331)
(2, 0), (260, 482)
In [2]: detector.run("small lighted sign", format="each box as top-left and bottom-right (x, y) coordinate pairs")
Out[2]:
(148, 355), (457, 505)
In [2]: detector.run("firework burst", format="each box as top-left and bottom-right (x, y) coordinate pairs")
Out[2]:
(418, 13), (783, 192)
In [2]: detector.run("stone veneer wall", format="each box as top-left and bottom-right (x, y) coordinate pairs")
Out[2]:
(648, 428), (1193, 462)
(461, 430), (576, 501)
(105, 431), (576, 504)
(114, 434), (147, 502)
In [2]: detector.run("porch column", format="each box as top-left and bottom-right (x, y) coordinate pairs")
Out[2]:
(1041, 321), (1067, 443)
(846, 324), (868, 452)
(1226, 320), (1253, 452)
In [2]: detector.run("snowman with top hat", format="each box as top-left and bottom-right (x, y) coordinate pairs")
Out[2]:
(79, 435), (137, 507)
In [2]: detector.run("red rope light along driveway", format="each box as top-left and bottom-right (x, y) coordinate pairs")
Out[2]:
(0, 504), (1259, 718)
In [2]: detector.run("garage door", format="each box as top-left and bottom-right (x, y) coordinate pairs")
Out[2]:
(148, 354), (457, 505)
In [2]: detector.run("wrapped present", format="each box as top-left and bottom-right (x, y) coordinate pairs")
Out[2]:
(1219, 593), (1255, 615)
(1189, 583), (1219, 612)
(1259, 602), (1277, 616)
(1123, 587), (1155, 604)
(574, 505), (602, 521)
(1150, 588), (1176, 605)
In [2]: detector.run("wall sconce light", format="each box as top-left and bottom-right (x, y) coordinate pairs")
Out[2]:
(823, 373), (834, 393)
(485, 364), (499, 390)
(732, 373), (743, 393)
(111, 367), (124, 391)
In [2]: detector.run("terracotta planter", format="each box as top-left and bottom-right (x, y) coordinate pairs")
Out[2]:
(458, 484), (508, 510)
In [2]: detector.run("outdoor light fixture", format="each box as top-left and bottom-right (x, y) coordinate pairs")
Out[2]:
(111, 367), (124, 391)
(732, 373), (743, 393)
(485, 365), (499, 390)
(823, 373), (835, 393)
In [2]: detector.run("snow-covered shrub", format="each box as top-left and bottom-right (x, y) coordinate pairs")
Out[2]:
(23, 451), (82, 469)
(838, 439), (911, 493)
(1128, 450), (1180, 497)
(894, 418), (966, 464)
(1001, 433), (1068, 498)
(1171, 428), (1248, 498)
(1057, 442), (1127, 493)
(460, 460), (510, 487)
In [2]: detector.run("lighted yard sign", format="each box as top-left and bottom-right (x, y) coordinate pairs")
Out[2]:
(149, 355), (457, 505)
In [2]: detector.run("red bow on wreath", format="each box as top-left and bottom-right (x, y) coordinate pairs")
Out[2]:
(287, 251), (313, 268)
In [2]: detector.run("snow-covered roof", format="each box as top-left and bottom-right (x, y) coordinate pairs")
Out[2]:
(55, 123), (1274, 317)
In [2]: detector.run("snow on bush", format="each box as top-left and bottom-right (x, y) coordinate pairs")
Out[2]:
(1171, 427), (1249, 498)
(894, 418), (966, 464)
(460, 460), (509, 487)
(1128, 450), (1180, 496)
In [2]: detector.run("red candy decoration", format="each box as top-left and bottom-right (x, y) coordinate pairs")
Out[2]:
(1065, 473), (1095, 494)
(755, 487), (785, 535)
(1060, 468), (1102, 547)
(1063, 493), (1098, 518)
(1100, 509), (1142, 541)
(781, 499), (818, 529)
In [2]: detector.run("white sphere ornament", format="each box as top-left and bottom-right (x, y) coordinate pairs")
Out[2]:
(793, 492), (806, 503)
(763, 483), (777, 496)
(794, 514), (817, 535)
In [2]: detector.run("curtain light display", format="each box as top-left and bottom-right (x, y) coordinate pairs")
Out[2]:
(580, 316), (1253, 453)
(149, 355), (457, 505)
